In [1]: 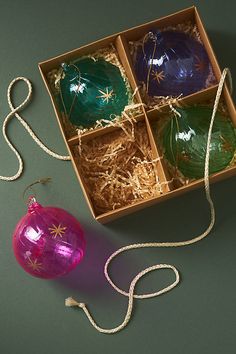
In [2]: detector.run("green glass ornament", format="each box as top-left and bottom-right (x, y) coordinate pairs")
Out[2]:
(161, 106), (236, 179)
(58, 58), (130, 128)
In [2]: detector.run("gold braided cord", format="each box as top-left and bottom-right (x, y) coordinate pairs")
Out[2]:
(0, 77), (70, 182)
(0, 70), (232, 334)
(65, 68), (231, 334)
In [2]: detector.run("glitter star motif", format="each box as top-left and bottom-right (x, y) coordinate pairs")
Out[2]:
(96, 87), (114, 103)
(151, 70), (165, 84)
(220, 135), (233, 152)
(178, 152), (190, 162)
(194, 55), (206, 72)
(48, 224), (67, 238)
(27, 257), (43, 272)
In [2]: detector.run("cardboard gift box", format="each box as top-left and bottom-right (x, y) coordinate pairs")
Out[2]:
(39, 6), (236, 223)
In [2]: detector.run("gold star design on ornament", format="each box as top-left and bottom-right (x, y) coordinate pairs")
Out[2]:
(96, 87), (114, 103)
(151, 70), (165, 84)
(194, 55), (206, 72)
(48, 224), (67, 238)
(178, 152), (190, 162)
(27, 257), (43, 272)
(220, 135), (233, 152)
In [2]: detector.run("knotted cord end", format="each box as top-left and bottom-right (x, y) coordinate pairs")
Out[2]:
(65, 297), (85, 308)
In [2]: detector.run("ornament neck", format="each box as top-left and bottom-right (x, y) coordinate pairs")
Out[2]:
(27, 196), (42, 213)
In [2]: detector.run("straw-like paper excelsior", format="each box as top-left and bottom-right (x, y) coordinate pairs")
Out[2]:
(75, 122), (166, 214)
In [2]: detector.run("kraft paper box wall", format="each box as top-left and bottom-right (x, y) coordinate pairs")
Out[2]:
(38, 6), (236, 223)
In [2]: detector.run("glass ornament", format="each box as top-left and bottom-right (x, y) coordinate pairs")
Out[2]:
(58, 58), (129, 128)
(134, 30), (213, 97)
(13, 197), (85, 279)
(161, 106), (236, 179)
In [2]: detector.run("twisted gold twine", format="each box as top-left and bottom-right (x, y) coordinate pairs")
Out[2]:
(0, 69), (232, 334)
(65, 68), (232, 334)
(0, 77), (70, 181)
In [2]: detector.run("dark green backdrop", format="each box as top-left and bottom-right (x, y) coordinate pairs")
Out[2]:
(0, 1), (236, 353)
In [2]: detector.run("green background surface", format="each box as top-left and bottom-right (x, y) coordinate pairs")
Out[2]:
(0, 1), (236, 353)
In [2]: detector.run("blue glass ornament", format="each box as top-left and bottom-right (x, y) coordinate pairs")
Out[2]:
(134, 30), (213, 97)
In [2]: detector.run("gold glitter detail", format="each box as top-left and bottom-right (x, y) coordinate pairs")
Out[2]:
(27, 258), (43, 272)
(151, 70), (165, 84)
(96, 87), (114, 103)
(49, 224), (67, 238)
(194, 55), (206, 72)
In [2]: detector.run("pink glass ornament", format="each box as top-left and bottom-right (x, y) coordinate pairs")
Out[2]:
(13, 198), (85, 279)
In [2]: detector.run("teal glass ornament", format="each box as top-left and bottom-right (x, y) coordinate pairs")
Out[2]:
(161, 106), (236, 179)
(58, 58), (130, 128)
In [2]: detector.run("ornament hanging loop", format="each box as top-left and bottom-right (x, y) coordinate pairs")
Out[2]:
(22, 177), (52, 205)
